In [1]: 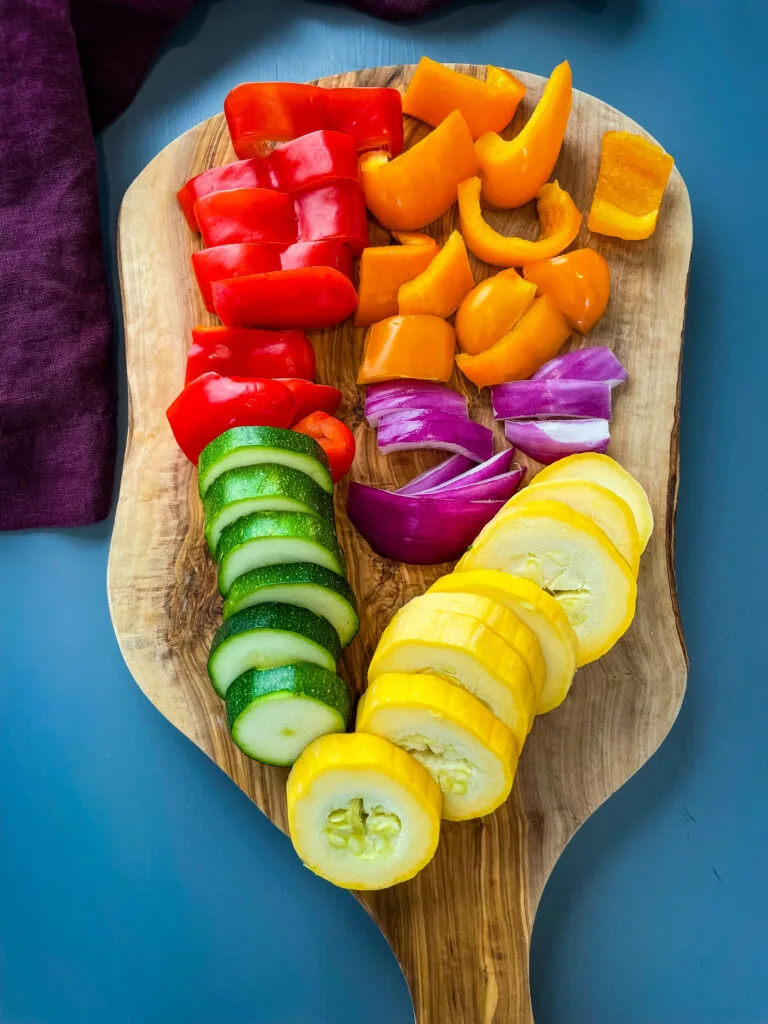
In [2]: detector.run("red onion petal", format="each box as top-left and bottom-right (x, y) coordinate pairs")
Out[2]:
(422, 467), (524, 501)
(492, 379), (613, 421)
(377, 411), (494, 463)
(397, 454), (476, 495)
(532, 346), (628, 388)
(420, 448), (518, 493)
(365, 391), (468, 427)
(504, 419), (610, 464)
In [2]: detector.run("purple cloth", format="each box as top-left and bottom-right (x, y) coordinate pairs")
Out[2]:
(0, 0), (443, 531)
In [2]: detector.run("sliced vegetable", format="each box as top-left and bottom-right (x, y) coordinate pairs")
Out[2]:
(475, 60), (573, 209)
(533, 452), (653, 552)
(203, 464), (335, 556)
(491, 380), (613, 421)
(166, 374), (295, 465)
(377, 411), (493, 463)
(198, 425), (332, 498)
(291, 180), (369, 254)
(208, 603), (341, 697)
(223, 563), (359, 647)
(356, 673), (518, 821)
(455, 269), (537, 356)
(364, 380), (468, 427)
(287, 732), (441, 890)
(359, 110), (478, 231)
(396, 454), (476, 496)
(459, 178), (581, 268)
(216, 511), (345, 596)
(277, 379), (342, 423)
(357, 315), (456, 385)
(280, 240), (354, 277)
(178, 158), (272, 230)
(292, 411), (356, 482)
(456, 294), (571, 388)
(226, 664), (350, 766)
(195, 188), (297, 248)
(504, 418), (610, 463)
(421, 468), (524, 502)
(588, 131), (674, 240)
(212, 267), (358, 331)
(532, 345), (628, 388)
(523, 249), (610, 334)
(267, 130), (359, 193)
(355, 232), (438, 327)
(369, 598), (535, 742)
(457, 499), (637, 664)
(347, 484), (504, 564)
(430, 571), (578, 715)
(397, 231), (475, 318)
(186, 326), (315, 386)
(419, 448), (519, 494)
(403, 58), (525, 139)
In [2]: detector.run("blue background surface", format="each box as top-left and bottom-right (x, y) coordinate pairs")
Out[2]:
(1, 0), (767, 1020)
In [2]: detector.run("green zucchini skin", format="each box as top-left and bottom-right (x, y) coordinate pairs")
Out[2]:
(203, 465), (335, 555)
(222, 563), (359, 647)
(198, 426), (332, 497)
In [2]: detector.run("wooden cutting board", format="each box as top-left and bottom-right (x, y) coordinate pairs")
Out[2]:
(108, 65), (691, 1024)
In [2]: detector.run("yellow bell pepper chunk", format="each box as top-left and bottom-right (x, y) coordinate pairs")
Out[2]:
(397, 230), (475, 318)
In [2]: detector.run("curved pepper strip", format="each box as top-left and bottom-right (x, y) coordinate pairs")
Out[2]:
(225, 83), (403, 159)
(357, 315), (456, 384)
(397, 231), (475, 318)
(475, 60), (572, 209)
(456, 294), (571, 388)
(292, 180), (369, 255)
(360, 110), (478, 232)
(458, 178), (582, 267)
(523, 249), (610, 333)
(455, 269), (537, 355)
(212, 267), (358, 331)
(355, 232), (438, 327)
(186, 326), (315, 385)
(403, 58), (526, 140)
(587, 131), (675, 240)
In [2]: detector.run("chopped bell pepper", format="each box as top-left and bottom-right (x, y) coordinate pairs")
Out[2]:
(475, 60), (572, 209)
(225, 82), (403, 159)
(455, 268), (537, 355)
(354, 231), (439, 327)
(523, 249), (610, 333)
(278, 379), (342, 423)
(177, 158), (271, 231)
(195, 188), (296, 248)
(279, 240), (354, 277)
(167, 372), (296, 463)
(293, 411), (356, 482)
(357, 315), (456, 384)
(456, 294), (571, 388)
(212, 267), (358, 331)
(587, 131), (675, 240)
(360, 110), (478, 231)
(403, 58), (526, 140)
(186, 326), (315, 386)
(397, 230), (475, 318)
(458, 178), (581, 267)
(292, 180), (369, 254)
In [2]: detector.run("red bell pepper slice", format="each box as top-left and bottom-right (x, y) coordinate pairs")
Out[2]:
(279, 240), (353, 279)
(186, 326), (315, 385)
(268, 130), (359, 192)
(292, 411), (356, 482)
(176, 158), (272, 231)
(212, 267), (358, 331)
(167, 373), (295, 464)
(225, 82), (403, 159)
(293, 180), (369, 254)
(277, 379), (343, 423)
(195, 188), (296, 248)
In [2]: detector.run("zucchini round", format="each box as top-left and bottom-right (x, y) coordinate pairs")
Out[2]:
(198, 426), (333, 497)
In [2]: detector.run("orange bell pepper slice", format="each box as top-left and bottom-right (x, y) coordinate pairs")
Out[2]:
(354, 232), (438, 327)
(403, 58), (526, 140)
(587, 131), (675, 240)
(459, 178), (582, 267)
(475, 60), (572, 209)
(455, 268), (537, 355)
(456, 294), (571, 388)
(358, 315), (456, 384)
(523, 248), (610, 333)
(360, 110), (479, 231)
(397, 231), (475, 318)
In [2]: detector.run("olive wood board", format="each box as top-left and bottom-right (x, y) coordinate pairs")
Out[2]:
(108, 64), (691, 1024)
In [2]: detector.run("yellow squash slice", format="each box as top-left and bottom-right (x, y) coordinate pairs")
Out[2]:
(534, 453), (653, 552)
(357, 673), (518, 821)
(457, 500), (637, 665)
(287, 732), (441, 890)
(369, 598), (535, 748)
(506, 478), (641, 575)
(429, 570), (578, 715)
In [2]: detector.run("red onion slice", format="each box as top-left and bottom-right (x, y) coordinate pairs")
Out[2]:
(422, 468), (524, 501)
(377, 411), (494, 463)
(504, 419), (610, 464)
(397, 454), (476, 495)
(365, 380), (468, 426)
(347, 483), (504, 564)
(532, 346), (628, 388)
(420, 448), (519, 493)
(491, 379), (613, 421)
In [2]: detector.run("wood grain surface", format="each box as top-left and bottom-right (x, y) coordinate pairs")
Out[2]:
(108, 65), (691, 1023)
